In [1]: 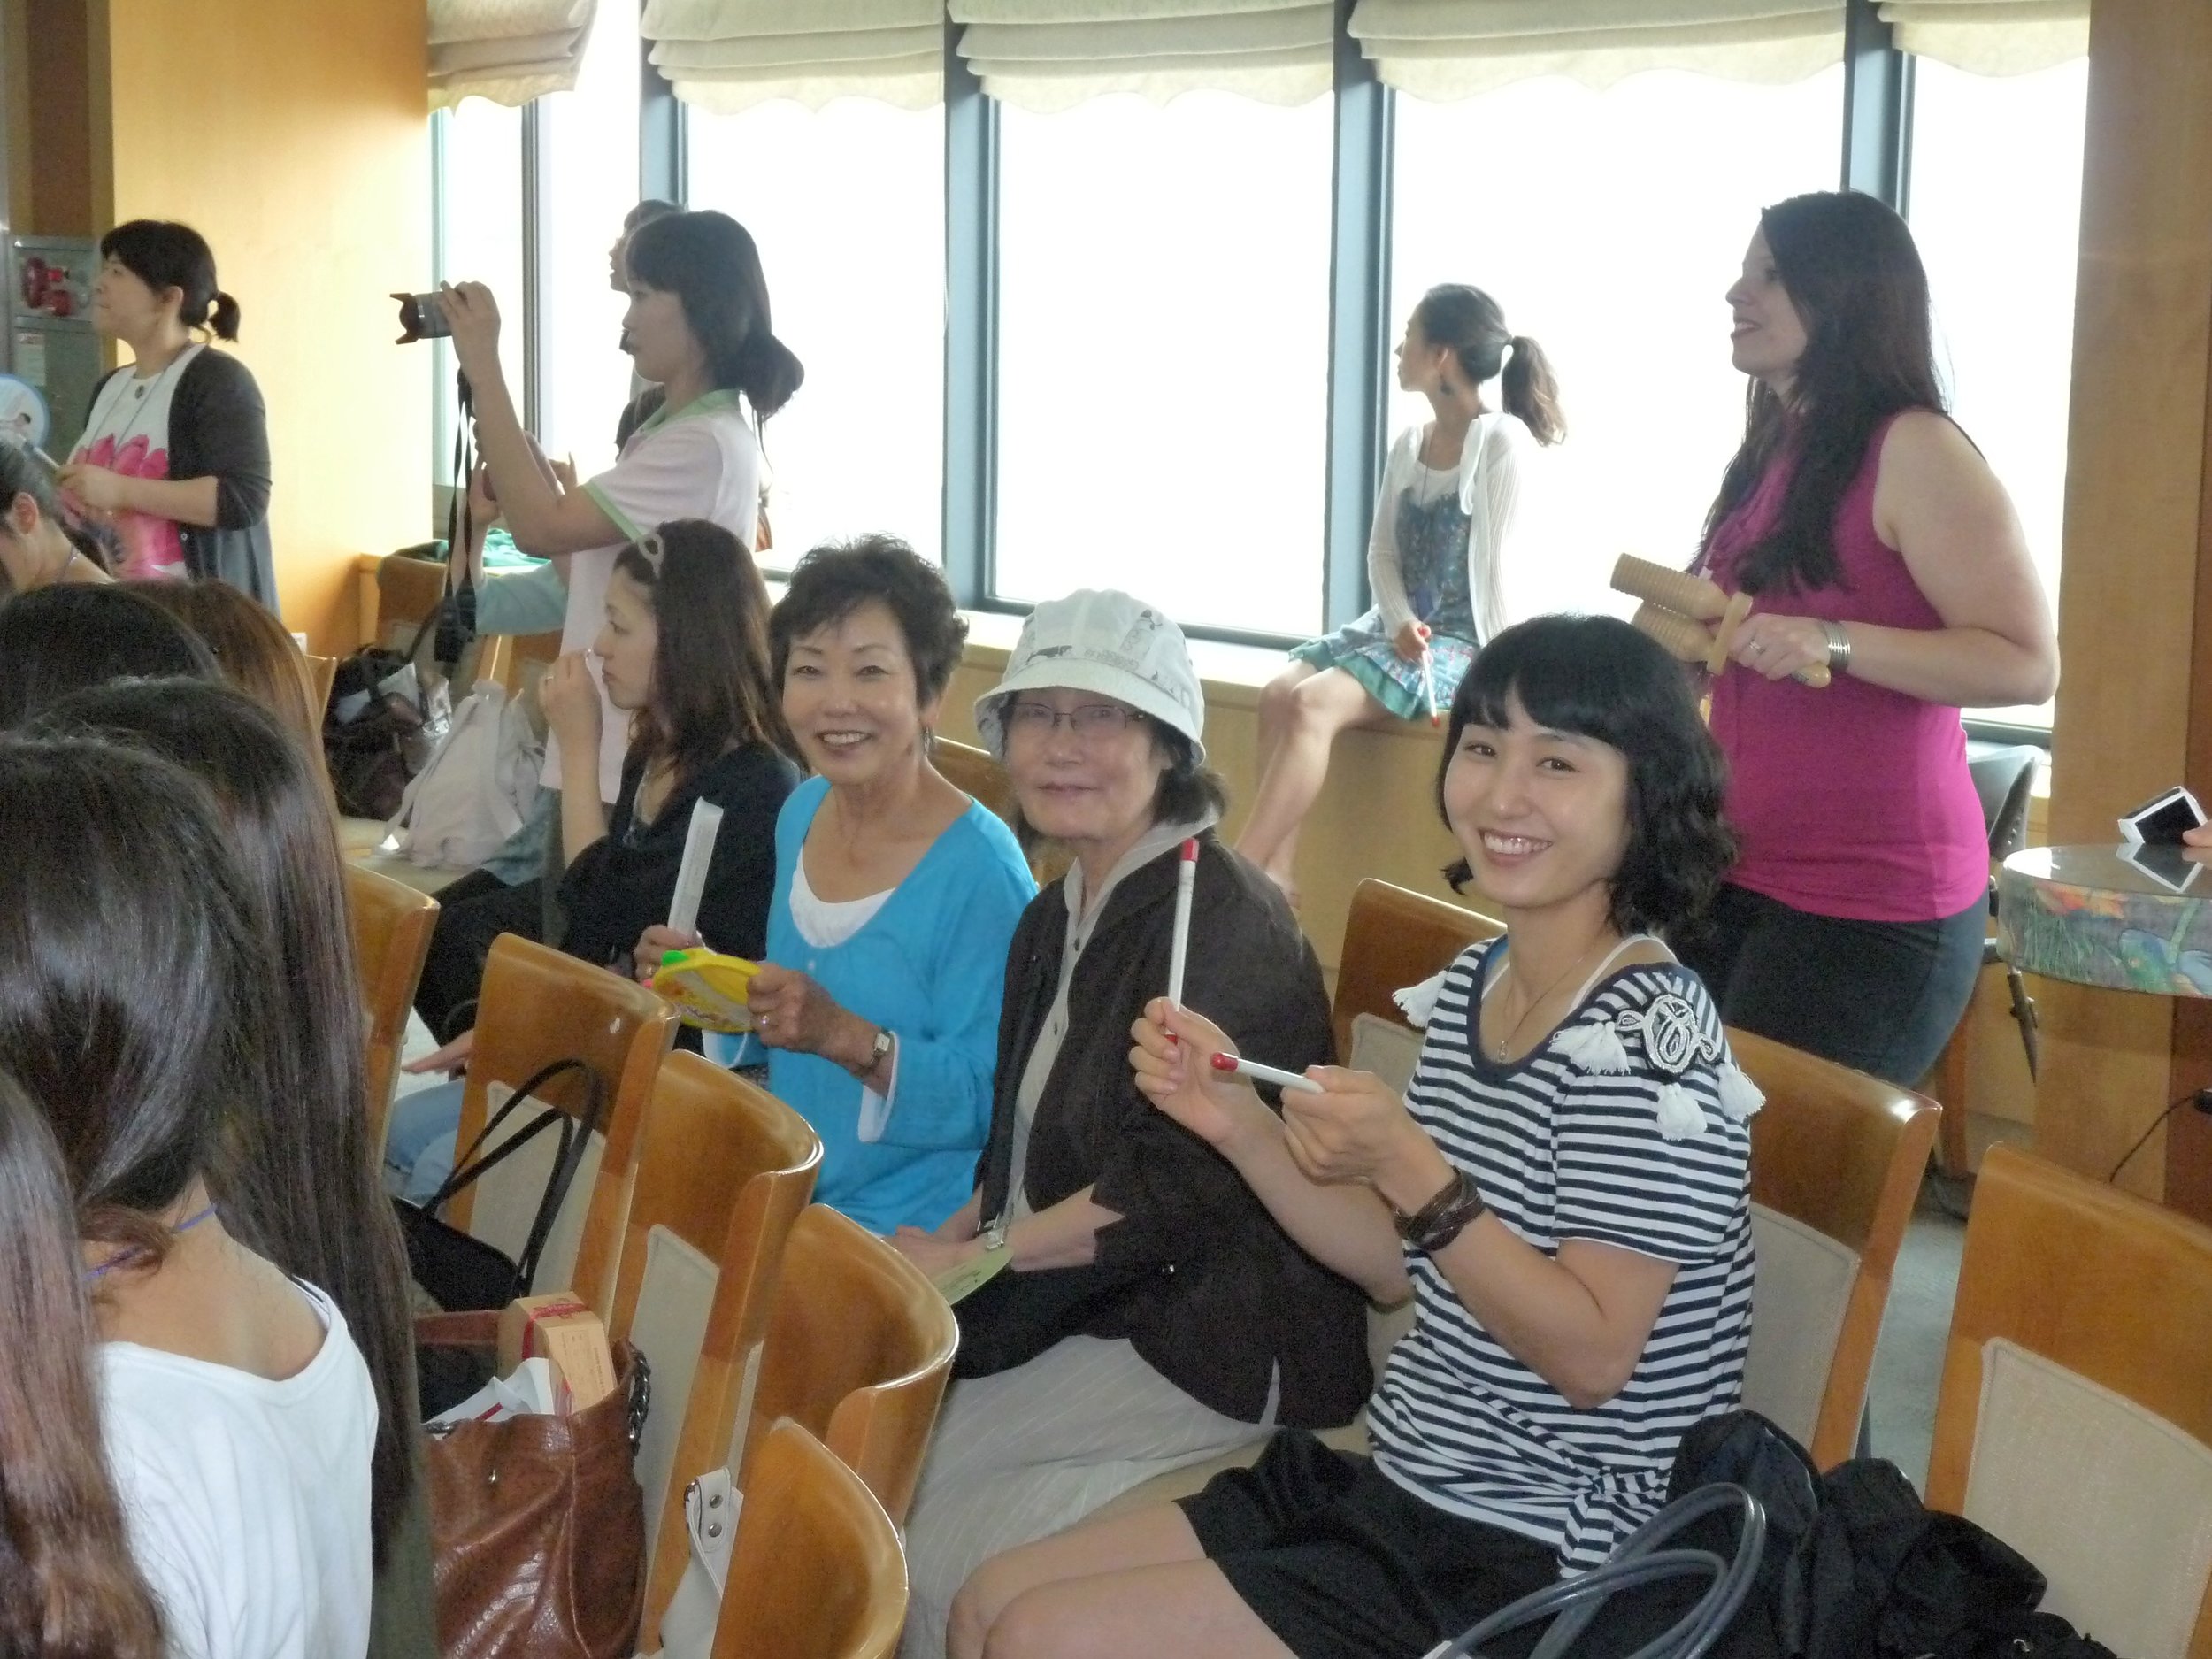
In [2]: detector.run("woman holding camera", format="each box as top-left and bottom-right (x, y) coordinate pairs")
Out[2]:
(429, 209), (802, 949)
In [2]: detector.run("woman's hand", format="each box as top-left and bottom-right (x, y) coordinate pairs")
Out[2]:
(888, 1227), (982, 1277)
(1129, 999), (1271, 1153)
(1279, 1067), (1445, 1209)
(1727, 611), (1832, 683)
(55, 462), (128, 514)
(632, 923), (701, 985)
(539, 651), (603, 754)
(436, 281), (504, 386)
(1394, 618), (1429, 663)
(549, 454), (579, 492)
(746, 963), (856, 1057)
(403, 1028), (475, 1078)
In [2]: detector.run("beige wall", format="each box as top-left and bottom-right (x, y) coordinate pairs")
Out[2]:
(100, 0), (432, 649)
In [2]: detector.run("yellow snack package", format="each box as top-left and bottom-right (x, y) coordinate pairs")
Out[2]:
(649, 947), (762, 1034)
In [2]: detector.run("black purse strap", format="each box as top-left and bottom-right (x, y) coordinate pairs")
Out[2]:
(425, 1056), (608, 1296)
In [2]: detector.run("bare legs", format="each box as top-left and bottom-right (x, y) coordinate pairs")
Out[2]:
(1238, 664), (1396, 900)
(946, 1503), (1292, 1659)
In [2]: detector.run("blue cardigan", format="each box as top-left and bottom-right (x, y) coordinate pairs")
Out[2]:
(764, 777), (1035, 1233)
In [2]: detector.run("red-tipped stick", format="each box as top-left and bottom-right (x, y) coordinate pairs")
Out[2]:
(1166, 838), (1199, 1008)
(1209, 1050), (1324, 1094)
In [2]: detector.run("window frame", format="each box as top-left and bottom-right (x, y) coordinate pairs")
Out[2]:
(432, 0), (2061, 744)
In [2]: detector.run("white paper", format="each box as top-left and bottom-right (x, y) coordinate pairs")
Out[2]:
(668, 799), (725, 940)
(426, 1356), (562, 1428)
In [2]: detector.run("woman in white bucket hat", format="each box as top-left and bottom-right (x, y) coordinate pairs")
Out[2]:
(891, 589), (1369, 1659)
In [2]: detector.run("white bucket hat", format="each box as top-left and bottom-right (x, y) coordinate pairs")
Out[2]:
(974, 589), (1206, 763)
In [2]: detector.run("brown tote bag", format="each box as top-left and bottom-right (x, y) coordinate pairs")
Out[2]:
(421, 1314), (650, 1659)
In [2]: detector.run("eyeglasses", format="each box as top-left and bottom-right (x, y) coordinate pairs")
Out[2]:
(1004, 700), (1148, 740)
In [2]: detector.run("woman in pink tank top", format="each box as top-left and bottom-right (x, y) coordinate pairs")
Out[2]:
(1675, 192), (2057, 1087)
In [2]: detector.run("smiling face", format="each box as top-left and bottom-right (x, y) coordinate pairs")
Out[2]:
(780, 598), (939, 787)
(1441, 692), (1632, 921)
(621, 282), (705, 388)
(89, 256), (175, 343)
(1725, 228), (1810, 391)
(591, 566), (658, 712)
(1004, 687), (1169, 868)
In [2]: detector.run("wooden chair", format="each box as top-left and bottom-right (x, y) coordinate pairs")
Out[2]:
(743, 1205), (958, 1526)
(710, 1419), (908, 1659)
(1330, 877), (1502, 1062)
(1730, 1027), (1939, 1468)
(441, 933), (676, 1317)
(933, 733), (1068, 885)
(1926, 1146), (2212, 1659)
(373, 552), (447, 649)
(342, 863), (439, 1148)
(303, 650), (339, 719)
(612, 1054), (823, 1652)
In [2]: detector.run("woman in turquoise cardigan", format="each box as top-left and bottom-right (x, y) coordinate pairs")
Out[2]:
(663, 534), (1033, 1234)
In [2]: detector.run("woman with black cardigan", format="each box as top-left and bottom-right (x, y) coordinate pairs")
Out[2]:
(58, 219), (274, 605)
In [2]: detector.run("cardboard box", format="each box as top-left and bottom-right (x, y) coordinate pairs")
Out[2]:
(497, 1293), (618, 1413)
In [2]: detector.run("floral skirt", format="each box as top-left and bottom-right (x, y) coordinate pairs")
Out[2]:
(1289, 607), (1478, 724)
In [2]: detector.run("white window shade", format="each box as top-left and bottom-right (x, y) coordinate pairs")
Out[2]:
(950, 2), (1334, 112)
(1878, 1), (2086, 75)
(642, 0), (944, 112)
(430, 0), (600, 109)
(1348, 0), (1844, 101)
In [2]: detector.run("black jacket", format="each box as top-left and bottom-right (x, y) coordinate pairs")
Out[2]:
(977, 833), (1370, 1428)
(88, 349), (275, 607)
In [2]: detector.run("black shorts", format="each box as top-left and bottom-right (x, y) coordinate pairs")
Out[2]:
(1178, 1430), (1557, 1659)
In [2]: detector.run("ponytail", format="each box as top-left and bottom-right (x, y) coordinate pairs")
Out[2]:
(204, 290), (241, 342)
(736, 330), (804, 420)
(1501, 334), (1565, 447)
(0, 1071), (165, 1659)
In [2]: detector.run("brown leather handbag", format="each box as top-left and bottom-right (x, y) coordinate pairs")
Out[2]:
(420, 1312), (650, 1659)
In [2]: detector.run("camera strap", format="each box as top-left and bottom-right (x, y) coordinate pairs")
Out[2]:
(435, 372), (478, 668)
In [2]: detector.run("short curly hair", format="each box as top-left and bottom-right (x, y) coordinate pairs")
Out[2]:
(769, 534), (968, 708)
(1435, 614), (1735, 936)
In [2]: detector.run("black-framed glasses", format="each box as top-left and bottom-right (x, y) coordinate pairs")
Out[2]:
(1004, 700), (1148, 739)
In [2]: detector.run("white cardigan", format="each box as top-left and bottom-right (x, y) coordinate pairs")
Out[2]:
(1367, 412), (1534, 646)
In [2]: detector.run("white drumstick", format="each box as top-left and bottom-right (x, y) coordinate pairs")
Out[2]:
(1209, 1052), (1323, 1095)
(1166, 838), (1198, 1006)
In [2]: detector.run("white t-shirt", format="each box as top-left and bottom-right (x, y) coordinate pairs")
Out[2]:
(559, 391), (764, 800)
(99, 1282), (378, 1659)
(71, 342), (206, 581)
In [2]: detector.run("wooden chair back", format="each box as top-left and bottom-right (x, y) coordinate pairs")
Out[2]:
(745, 1205), (957, 1525)
(617, 1054), (822, 1650)
(933, 734), (1068, 885)
(443, 933), (676, 1316)
(1331, 878), (1502, 1062)
(1927, 1146), (2212, 1659)
(1730, 1027), (1939, 1467)
(710, 1419), (907, 1659)
(342, 863), (439, 1148)
(374, 553), (447, 649)
(303, 650), (340, 719)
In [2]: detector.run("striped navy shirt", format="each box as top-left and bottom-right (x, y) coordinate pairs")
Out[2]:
(1365, 941), (1755, 1571)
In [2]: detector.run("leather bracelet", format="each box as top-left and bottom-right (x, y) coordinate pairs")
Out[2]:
(1393, 1167), (1487, 1254)
(1822, 619), (1853, 675)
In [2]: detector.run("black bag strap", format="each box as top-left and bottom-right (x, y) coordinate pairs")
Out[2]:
(424, 1056), (607, 1295)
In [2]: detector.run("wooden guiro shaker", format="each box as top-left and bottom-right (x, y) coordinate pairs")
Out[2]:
(1610, 554), (1831, 688)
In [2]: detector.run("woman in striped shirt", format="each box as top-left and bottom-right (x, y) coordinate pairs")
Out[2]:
(948, 614), (1755, 1659)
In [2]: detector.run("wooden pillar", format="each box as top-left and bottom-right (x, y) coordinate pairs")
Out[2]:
(2037, 0), (2212, 1215)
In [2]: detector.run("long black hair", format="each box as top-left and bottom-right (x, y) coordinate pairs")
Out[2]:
(624, 210), (803, 419)
(1438, 614), (1734, 935)
(100, 219), (239, 342)
(1700, 191), (1946, 595)
(1414, 284), (1566, 446)
(0, 586), (218, 726)
(30, 682), (417, 1566)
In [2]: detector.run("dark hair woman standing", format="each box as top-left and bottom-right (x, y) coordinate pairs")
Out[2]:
(58, 219), (276, 606)
(1675, 190), (2058, 1087)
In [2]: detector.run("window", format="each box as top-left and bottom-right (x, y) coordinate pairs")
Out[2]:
(434, 96), (525, 466)
(1907, 55), (2088, 730)
(1392, 67), (1847, 626)
(536, 0), (644, 479)
(995, 93), (1335, 637)
(687, 98), (947, 567)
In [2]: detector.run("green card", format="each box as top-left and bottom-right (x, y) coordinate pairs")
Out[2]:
(931, 1244), (1012, 1306)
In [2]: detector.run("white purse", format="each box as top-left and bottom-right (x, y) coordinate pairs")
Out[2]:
(651, 1467), (741, 1659)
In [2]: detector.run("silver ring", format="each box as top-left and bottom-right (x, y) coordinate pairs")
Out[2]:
(1749, 641), (1766, 656)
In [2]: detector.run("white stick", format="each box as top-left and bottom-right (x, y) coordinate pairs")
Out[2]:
(1166, 838), (1199, 1007)
(1417, 623), (1440, 727)
(1209, 1052), (1323, 1094)
(667, 799), (725, 940)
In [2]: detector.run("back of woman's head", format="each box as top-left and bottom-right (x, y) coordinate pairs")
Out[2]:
(0, 1068), (164, 1659)
(100, 219), (239, 342)
(624, 209), (803, 418)
(1437, 614), (1734, 935)
(1415, 283), (1565, 447)
(27, 680), (415, 1563)
(0, 442), (112, 588)
(615, 519), (795, 776)
(1704, 191), (1944, 595)
(129, 580), (329, 787)
(0, 584), (218, 726)
(770, 534), (968, 704)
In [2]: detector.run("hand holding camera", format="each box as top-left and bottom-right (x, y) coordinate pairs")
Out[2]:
(394, 283), (503, 380)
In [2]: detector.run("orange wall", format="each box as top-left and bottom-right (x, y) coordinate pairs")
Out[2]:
(101, 0), (431, 649)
